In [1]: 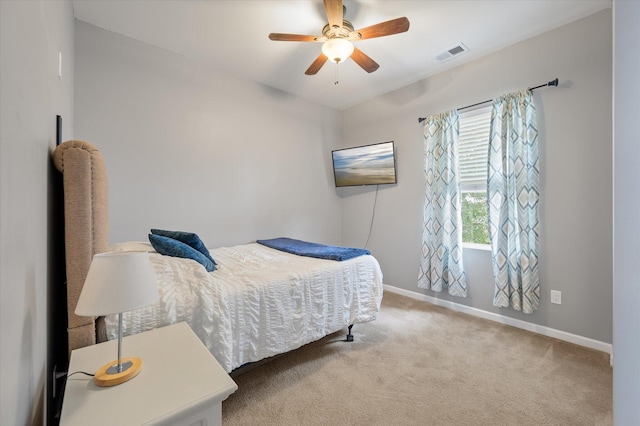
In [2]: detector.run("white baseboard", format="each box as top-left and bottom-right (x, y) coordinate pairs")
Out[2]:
(383, 284), (613, 365)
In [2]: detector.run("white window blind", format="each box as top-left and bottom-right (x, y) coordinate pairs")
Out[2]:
(459, 107), (491, 192)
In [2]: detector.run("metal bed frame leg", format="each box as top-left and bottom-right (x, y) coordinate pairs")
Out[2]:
(346, 325), (354, 342)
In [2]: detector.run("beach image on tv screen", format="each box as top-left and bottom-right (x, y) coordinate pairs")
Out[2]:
(333, 142), (396, 187)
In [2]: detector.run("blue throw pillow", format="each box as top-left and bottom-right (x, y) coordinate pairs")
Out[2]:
(148, 234), (216, 272)
(150, 228), (216, 265)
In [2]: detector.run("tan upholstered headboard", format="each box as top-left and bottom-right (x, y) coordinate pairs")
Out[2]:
(53, 140), (109, 353)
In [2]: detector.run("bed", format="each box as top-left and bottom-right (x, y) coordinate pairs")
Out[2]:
(53, 140), (383, 373)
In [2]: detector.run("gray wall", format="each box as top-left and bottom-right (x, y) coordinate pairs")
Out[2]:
(613, 1), (640, 423)
(74, 21), (342, 249)
(0, 1), (75, 425)
(340, 10), (613, 344)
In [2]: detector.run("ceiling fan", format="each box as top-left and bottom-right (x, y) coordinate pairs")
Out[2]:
(268, 0), (410, 75)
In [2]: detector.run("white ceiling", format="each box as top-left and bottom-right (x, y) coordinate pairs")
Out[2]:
(71, 0), (611, 110)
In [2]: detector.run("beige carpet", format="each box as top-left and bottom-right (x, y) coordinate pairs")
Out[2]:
(222, 291), (612, 425)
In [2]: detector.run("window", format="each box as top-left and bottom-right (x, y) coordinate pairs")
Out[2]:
(458, 106), (491, 245)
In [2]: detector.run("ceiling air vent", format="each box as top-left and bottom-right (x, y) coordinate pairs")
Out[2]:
(435, 43), (469, 62)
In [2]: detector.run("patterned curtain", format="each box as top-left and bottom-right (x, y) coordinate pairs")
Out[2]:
(488, 90), (540, 313)
(418, 110), (467, 297)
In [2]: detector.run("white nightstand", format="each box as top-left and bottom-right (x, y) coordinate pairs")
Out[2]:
(60, 322), (237, 426)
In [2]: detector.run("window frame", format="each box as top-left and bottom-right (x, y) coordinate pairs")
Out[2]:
(458, 105), (492, 249)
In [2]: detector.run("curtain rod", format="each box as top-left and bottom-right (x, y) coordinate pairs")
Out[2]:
(417, 78), (558, 124)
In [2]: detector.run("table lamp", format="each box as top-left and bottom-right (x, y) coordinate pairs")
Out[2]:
(75, 252), (159, 387)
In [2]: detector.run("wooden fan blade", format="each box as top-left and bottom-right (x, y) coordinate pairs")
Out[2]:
(351, 47), (379, 73)
(350, 17), (410, 41)
(269, 33), (324, 42)
(305, 53), (329, 75)
(324, 0), (343, 30)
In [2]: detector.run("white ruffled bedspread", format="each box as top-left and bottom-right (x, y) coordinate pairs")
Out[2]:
(105, 242), (383, 372)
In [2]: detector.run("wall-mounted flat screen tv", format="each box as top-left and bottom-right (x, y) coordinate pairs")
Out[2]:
(332, 141), (397, 187)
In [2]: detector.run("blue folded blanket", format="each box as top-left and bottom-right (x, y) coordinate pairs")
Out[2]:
(256, 237), (371, 261)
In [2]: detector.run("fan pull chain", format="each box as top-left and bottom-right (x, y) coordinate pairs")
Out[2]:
(334, 62), (339, 85)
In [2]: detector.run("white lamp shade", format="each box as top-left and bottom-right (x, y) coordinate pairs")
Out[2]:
(76, 252), (159, 316)
(322, 38), (354, 63)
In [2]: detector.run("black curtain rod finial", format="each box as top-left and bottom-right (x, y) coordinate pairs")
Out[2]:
(528, 77), (559, 91)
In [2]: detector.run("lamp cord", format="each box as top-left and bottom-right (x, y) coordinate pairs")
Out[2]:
(67, 371), (95, 378)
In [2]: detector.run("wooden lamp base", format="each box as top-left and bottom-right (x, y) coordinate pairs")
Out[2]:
(94, 357), (143, 387)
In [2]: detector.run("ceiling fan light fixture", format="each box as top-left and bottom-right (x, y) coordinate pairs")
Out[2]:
(322, 38), (354, 64)
(268, 1), (408, 76)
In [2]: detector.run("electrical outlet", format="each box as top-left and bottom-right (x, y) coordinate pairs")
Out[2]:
(550, 290), (562, 305)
